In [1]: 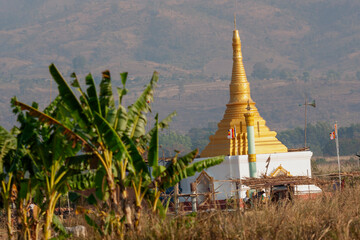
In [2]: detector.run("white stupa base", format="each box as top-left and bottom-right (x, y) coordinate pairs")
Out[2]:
(179, 151), (322, 201)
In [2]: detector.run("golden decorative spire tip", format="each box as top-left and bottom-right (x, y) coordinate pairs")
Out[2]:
(234, 13), (237, 30)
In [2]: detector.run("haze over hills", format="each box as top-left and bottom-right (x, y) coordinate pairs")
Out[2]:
(0, 0), (360, 132)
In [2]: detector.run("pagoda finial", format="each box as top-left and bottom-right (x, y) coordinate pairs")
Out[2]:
(234, 13), (237, 30)
(234, 0), (237, 30)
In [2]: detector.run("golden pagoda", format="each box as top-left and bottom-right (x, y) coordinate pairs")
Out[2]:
(201, 23), (288, 157)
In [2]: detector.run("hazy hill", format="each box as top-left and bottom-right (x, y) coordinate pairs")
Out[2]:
(1, 0), (360, 131)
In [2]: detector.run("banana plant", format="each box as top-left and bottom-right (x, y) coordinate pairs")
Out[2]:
(118, 114), (224, 227)
(48, 64), (177, 217)
(1, 118), (47, 240)
(11, 98), (88, 240)
(12, 64), (224, 238)
(13, 64), (176, 234)
(0, 126), (17, 240)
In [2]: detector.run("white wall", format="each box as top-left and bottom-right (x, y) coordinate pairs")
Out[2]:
(180, 151), (322, 200)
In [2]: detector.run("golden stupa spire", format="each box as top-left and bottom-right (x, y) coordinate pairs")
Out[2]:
(201, 25), (287, 157)
(234, 13), (236, 30)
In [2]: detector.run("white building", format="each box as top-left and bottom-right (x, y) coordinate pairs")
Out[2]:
(180, 152), (322, 200)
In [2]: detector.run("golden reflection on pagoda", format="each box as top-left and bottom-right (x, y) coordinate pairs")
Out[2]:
(201, 23), (287, 157)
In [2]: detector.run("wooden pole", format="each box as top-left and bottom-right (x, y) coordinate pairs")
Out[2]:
(235, 182), (240, 210)
(190, 182), (197, 212)
(174, 183), (179, 214)
(335, 121), (341, 191)
(304, 98), (307, 149)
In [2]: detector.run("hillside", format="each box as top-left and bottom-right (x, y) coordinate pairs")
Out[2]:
(1, 0), (360, 131)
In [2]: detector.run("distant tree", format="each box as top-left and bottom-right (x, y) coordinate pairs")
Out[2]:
(278, 68), (294, 81)
(251, 62), (270, 80)
(278, 122), (360, 156)
(325, 70), (340, 81)
(178, 81), (184, 100)
(277, 122), (332, 156)
(186, 122), (217, 152)
(72, 56), (86, 72)
(322, 138), (360, 156)
(302, 72), (310, 82)
(356, 71), (360, 81)
(111, 3), (119, 14)
(159, 131), (192, 157)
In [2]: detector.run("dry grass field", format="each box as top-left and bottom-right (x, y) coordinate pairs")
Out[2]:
(85, 185), (360, 239)
(1, 158), (359, 239)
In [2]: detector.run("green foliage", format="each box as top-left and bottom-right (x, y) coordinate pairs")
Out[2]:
(322, 137), (360, 157)
(72, 56), (86, 72)
(251, 62), (270, 80)
(158, 122), (217, 158)
(324, 70), (341, 82)
(159, 131), (192, 157)
(302, 72), (310, 82)
(186, 122), (217, 152)
(0, 126), (16, 173)
(272, 68), (295, 81)
(278, 122), (360, 156)
(356, 71), (360, 81)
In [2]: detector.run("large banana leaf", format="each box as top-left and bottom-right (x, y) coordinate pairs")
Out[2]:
(70, 73), (95, 122)
(12, 100), (98, 156)
(99, 70), (115, 119)
(159, 150), (224, 190)
(130, 112), (147, 139)
(114, 105), (128, 135)
(52, 214), (69, 237)
(66, 154), (96, 170)
(0, 126), (16, 173)
(126, 71), (158, 138)
(185, 155), (224, 177)
(118, 72), (128, 104)
(85, 73), (101, 116)
(141, 111), (177, 145)
(105, 108), (117, 128)
(68, 170), (96, 190)
(49, 64), (90, 129)
(148, 115), (159, 168)
(121, 135), (150, 183)
(43, 95), (61, 116)
(53, 167), (81, 194)
(93, 112), (130, 162)
(70, 72), (90, 109)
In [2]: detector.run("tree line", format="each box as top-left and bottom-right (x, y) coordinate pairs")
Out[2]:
(159, 122), (360, 158)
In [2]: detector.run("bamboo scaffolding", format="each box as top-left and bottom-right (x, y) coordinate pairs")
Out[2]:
(214, 176), (330, 189)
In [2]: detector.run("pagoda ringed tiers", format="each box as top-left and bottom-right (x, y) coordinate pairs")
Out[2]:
(201, 27), (287, 157)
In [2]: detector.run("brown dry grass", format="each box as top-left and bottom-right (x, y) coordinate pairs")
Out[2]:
(2, 186), (360, 239)
(3, 160), (360, 239)
(125, 187), (360, 240)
